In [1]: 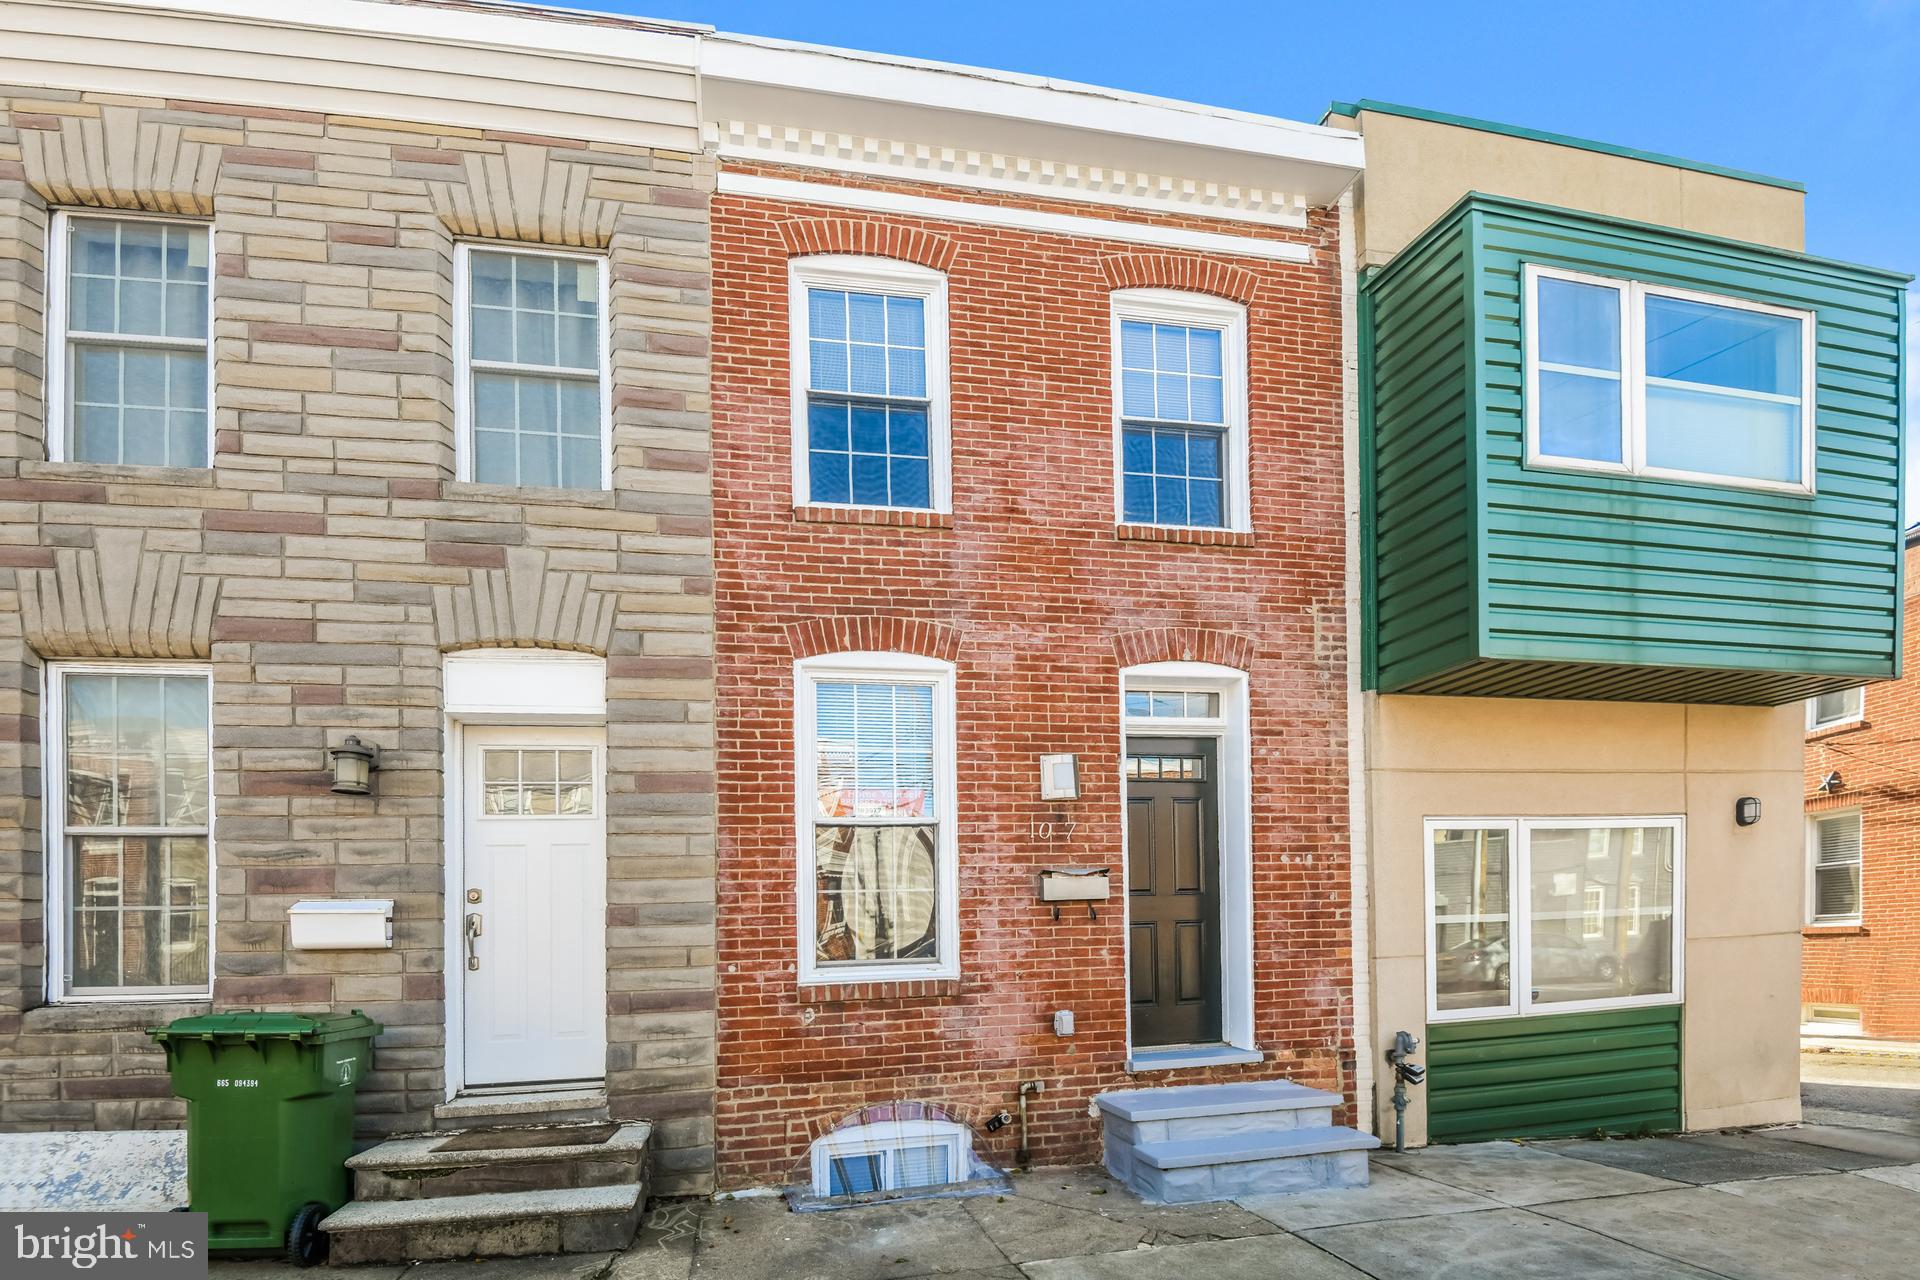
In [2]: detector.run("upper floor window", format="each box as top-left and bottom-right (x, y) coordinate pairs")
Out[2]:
(790, 257), (949, 512)
(1807, 687), (1864, 732)
(48, 213), (210, 467)
(1112, 290), (1248, 530)
(1807, 810), (1862, 925)
(1525, 265), (1816, 494)
(795, 652), (957, 983)
(48, 664), (212, 999)
(455, 245), (608, 490)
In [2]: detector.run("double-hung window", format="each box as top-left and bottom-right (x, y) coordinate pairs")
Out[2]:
(791, 257), (949, 512)
(795, 653), (957, 983)
(1112, 290), (1248, 530)
(456, 245), (609, 490)
(1807, 687), (1864, 732)
(1427, 818), (1682, 1020)
(49, 213), (211, 467)
(1525, 264), (1816, 492)
(48, 664), (212, 999)
(1807, 811), (1862, 925)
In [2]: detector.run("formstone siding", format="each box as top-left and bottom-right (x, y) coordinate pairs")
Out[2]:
(0, 87), (719, 1193)
(712, 163), (1354, 1188)
(1804, 538), (1920, 1040)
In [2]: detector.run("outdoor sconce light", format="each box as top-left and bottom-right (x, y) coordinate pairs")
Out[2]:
(1039, 753), (1079, 800)
(1734, 796), (1762, 827)
(328, 735), (381, 795)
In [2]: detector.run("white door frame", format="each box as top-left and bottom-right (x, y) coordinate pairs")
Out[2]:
(442, 650), (607, 1101)
(1118, 662), (1255, 1057)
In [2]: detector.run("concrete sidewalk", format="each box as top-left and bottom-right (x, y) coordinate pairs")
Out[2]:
(211, 1119), (1920, 1279)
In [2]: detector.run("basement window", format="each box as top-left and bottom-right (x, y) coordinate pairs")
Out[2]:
(809, 1120), (971, 1198)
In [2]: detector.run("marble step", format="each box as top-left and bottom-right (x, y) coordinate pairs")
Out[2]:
(347, 1120), (650, 1201)
(1096, 1079), (1342, 1143)
(1110, 1124), (1380, 1204)
(320, 1183), (643, 1264)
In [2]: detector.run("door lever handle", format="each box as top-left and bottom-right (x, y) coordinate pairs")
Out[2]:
(465, 912), (482, 971)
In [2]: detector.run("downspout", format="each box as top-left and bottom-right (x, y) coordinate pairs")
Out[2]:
(1339, 187), (1376, 1134)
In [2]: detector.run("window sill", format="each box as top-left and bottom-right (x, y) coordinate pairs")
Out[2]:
(23, 998), (212, 1034)
(1807, 719), (1868, 741)
(1804, 923), (1867, 937)
(1115, 523), (1255, 548)
(22, 459), (215, 487)
(798, 977), (962, 1005)
(793, 505), (953, 530)
(444, 480), (618, 507)
(1126, 1044), (1264, 1073)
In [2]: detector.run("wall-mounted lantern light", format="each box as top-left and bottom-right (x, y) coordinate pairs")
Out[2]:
(328, 735), (381, 796)
(1039, 753), (1079, 801)
(1734, 796), (1762, 827)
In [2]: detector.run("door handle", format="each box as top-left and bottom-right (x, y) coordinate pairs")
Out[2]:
(465, 912), (482, 971)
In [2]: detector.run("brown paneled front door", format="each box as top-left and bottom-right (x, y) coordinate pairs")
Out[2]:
(1125, 736), (1222, 1047)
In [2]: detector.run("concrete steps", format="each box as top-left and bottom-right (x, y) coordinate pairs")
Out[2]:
(322, 1119), (651, 1263)
(1097, 1079), (1378, 1203)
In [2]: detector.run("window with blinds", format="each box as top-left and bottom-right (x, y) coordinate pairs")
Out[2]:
(1810, 812), (1863, 924)
(1808, 687), (1864, 731)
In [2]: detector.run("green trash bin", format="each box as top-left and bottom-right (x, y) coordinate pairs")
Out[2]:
(149, 1009), (381, 1266)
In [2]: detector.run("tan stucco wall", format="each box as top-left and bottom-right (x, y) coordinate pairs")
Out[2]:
(1366, 694), (1805, 1145)
(1329, 110), (1805, 268)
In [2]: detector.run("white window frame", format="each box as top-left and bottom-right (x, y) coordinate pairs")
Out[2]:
(1806, 809), (1863, 926)
(788, 255), (951, 513)
(43, 661), (215, 1002)
(452, 241), (612, 490)
(1424, 816), (1686, 1023)
(1523, 263), (1817, 496)
(1807, 686), (1865, 732)
(808, 1118), (972, 1197)
(794, 651), (958, 985)
(1109, 288), (1251, 532)
(45, 209), (215, 467)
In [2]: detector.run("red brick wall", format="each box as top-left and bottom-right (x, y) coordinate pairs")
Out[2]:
(711, 163), (1354, 1188)
(1804, 539), (1920, 1039)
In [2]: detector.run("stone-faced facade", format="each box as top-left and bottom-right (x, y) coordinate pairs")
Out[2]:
(0, 1), (720, 1194)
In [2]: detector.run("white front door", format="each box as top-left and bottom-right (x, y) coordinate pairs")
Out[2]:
(461, 726), (607, 1088)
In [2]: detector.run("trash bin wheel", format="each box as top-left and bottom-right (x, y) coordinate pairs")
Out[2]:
(286, 1201), (328, 1268)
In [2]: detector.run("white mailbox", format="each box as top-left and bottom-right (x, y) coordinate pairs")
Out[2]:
(1038, 868), (1109, 903)
(288, 899), (393, 950)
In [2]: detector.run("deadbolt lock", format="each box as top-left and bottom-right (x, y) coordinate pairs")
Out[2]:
(466, 888), (481, 903)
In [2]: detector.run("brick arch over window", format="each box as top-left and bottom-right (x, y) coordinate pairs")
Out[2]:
(1099, 252), (1260, 306)
(778, 218), (960, 272)
(1113, 626), (1255, 671)
(785, 616), (962, 663)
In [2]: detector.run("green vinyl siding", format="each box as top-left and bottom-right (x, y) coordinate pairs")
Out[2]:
(1426, 1004), (1682, 1143)
(1364, 193), (1907, 704)
(1364, 211), (1476, 691)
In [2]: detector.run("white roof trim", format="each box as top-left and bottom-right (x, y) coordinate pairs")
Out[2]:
(59, 0), (704, 64)
(709, 120), (1310, 229)
(706, 31), (1358, 167)
(718, 170), (1314, 264)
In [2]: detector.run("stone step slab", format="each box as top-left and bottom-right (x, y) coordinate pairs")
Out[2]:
(319, 1184), (644, 1265)
(347, 1120), (649, 1201)
(1096, 1080), (1342, 1144)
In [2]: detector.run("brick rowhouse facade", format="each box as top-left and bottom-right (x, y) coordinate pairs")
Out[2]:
(711, 163), (1355, 1187)
(0, 21), (724, 1191)
(1803, 534), (1920, 1040)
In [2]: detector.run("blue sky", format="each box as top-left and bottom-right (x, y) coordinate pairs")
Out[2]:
(584, 0), (1918, 497)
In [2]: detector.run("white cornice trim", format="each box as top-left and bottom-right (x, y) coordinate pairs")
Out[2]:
(717, 171), (1314, 264)
(709, 120), (1309, 229)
